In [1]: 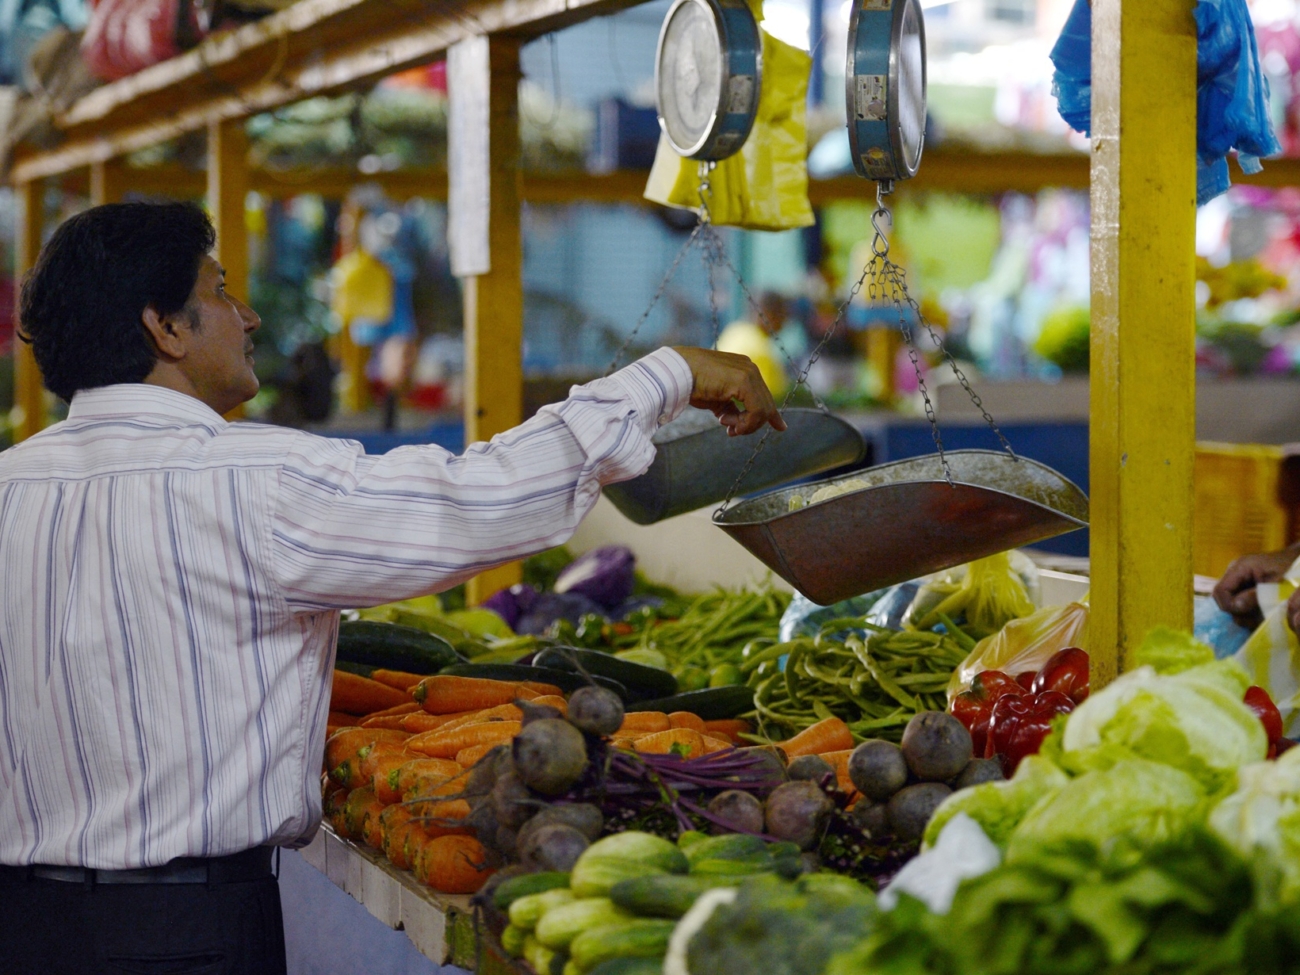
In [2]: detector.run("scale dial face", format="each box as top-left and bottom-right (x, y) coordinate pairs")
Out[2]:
(847, 0), (927, 183)
(655, 0), (761, 161)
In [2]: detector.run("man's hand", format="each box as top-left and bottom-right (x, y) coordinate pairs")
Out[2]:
(1213, 546), (1300, 628)
(672, 346), (787, 436)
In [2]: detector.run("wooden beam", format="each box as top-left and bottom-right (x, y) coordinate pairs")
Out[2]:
(207, 119), (250, 303)
(1088, 0), (1198, 686)
(89, 158), (130, 205)
(11, 0), (647, 184)
(13, 181), (44, 442)
(451, 34), (524, 606)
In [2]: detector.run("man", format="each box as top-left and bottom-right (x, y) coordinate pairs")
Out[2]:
(0, 202), (783, 974)
(1214, 542), (1300, 633)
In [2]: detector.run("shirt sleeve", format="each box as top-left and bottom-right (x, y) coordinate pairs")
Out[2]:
(270, 348), (694, 612)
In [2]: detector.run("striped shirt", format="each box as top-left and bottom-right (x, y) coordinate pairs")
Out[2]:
(0, 348), (693, 869)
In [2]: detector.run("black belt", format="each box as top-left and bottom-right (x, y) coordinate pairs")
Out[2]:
(0, 846), (275, 885)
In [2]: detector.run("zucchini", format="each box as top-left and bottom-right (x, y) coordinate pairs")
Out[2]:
(439, 663), (629, 700)
(533, 647), (677, 701)
(336, 620), (462, 675)
(568, 919), (675, 972)
(494, 871), (571, 910)
(609, 874), (747, 919)
(624, 685), (754, 720)
(333, 659), (375, 678)
(587, 960), (665, 975)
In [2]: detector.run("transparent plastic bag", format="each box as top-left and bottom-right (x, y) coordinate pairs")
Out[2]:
(778, 589), (890, 642)
(906, 552), (1039, 635)
(643, 6), (814, 231)
(1230, 559), (1300, 736)
(946, 600), (1090, 701)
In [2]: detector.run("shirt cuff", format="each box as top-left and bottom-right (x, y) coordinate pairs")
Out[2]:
(604, 347), (695, 438)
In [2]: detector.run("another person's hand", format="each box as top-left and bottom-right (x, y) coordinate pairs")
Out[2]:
(1213, 545), (1300, 629)
(672, 346), (787, 436)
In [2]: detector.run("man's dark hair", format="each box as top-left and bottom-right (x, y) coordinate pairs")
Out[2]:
(18, 201), (216, 401)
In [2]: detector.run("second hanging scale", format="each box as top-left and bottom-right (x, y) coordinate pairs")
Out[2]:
(605, 0), (1088, 604)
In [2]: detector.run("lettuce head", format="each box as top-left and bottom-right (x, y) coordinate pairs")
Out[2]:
(1210, 747), (1300, 905)
(923, 755), (1068, 849)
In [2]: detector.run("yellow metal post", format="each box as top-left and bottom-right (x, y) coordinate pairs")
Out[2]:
(13, 180), (44, 442)
(89, 158), (129, 206)
(449, 35), (524, 605)
(1088, 0), (1198, 686)
(208, 118), (251, 420)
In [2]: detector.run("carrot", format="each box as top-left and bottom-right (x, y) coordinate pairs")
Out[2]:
(331, 670), (410, 715)
(328, 710), (359, 728)
(341, 786), (379, 840)
(409, 796), (472, 826)
(370, 669), (430, 694)
(520, 681), (565, 697)
(364, 701), (423, 720)
(438, 703), (524, 733)
(618, 712), (672, 735)
(361, 799), (388, 850)
(325, 787), (351, 837)
(779, 717), (854, 759)
(391, 758), (464, 802)
(379, 804), (417, 868)
(455, 742), (502, 767)
(668, 711), (706, 733)
(413, 675), (556, 714)
(370, 752), (416, 800)
(819, 749), (860, 799)
(415, 834), (495, 894)
(701, 735), (734, 754)
(400, 711), (470, 734)
(406, 720), (522, 759)
(610, 737), (639, 751)
(634, 728), (708, 759)
(531, 694), (569, 715)
(324, 727), (409, 776)
(358, 740), (413, 783)
(703, 719), (753, 744)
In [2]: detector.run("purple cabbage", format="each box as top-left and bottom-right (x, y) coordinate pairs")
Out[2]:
(516, 591), (606, 636)
(480, 583), (540, 630)
(553, 546), (636, 610)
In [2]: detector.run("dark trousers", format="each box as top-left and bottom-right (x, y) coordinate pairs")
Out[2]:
(2, 872), (286, 975)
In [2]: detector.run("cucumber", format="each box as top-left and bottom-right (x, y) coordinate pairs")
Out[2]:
(534, 898), (635, 950)
(438, 663), (629, 701)
(680, 833), (766, 869)
(500, 924), (528, 958)
(532, 647), (677, 701)
(568, 919), (675, 972)
(336, 621), (462, 675)
(587, 960), (665, 975)
(623, 685), (754, 720)
(609, 874), (747, 919)
(493, 871), (572, 910)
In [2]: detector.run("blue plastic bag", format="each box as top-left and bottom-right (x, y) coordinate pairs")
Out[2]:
(1049, 0), (1281, 205)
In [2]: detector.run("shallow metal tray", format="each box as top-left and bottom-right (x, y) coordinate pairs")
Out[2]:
(712, 449), (1089, 604)
(603, 407), (866, 525)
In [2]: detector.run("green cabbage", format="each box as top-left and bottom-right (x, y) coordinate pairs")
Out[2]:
(1006, 759), (1207, 863)
(1130, 625), (1216, 675)
(923, 755), (1069, 848)
(1058, 660), (1265, 792)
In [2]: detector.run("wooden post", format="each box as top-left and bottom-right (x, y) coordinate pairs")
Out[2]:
(13, 180), (44, 442)
(448, 35), (524, 605)
(1088, 0), (1198, 686)
(89, 158), (129, 206)
(208, 118), (251, 420)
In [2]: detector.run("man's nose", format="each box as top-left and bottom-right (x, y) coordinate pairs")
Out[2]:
(236, 297), (261, 332)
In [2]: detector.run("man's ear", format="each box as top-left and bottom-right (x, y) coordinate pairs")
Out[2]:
(141, 305), (187, 361)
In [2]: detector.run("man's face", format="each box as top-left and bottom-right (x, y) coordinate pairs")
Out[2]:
(180, 255), (261, 414)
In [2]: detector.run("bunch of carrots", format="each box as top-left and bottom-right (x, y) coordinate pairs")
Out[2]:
(324, 670), (571, 895)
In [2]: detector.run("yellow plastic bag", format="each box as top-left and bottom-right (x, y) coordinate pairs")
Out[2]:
(643, 4), (813, 231)
(946, 601), (1090, 701)
(1231, 558), (1300, 736)
(330, 249), (393, 327)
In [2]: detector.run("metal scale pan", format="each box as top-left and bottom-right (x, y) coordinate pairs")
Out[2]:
(713, 450), (1088, 605)
(603, 407), (866, 525)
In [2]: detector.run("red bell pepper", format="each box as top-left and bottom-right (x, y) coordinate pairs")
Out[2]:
(987, 689), (1075, 774)
(1015, 671), (1037, 692)
(1030, 647), (1090, 704)
(1244, 685), (1285, 746)
(949, 670), (1025, 756)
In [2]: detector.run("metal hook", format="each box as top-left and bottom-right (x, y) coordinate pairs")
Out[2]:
(870, 206), (892, 257)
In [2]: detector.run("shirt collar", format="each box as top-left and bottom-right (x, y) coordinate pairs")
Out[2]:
(66, 384), (228, 427)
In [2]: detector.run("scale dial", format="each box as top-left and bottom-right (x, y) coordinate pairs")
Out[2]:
(846, 0), (927, 184)
(655, 0), (761, 162)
